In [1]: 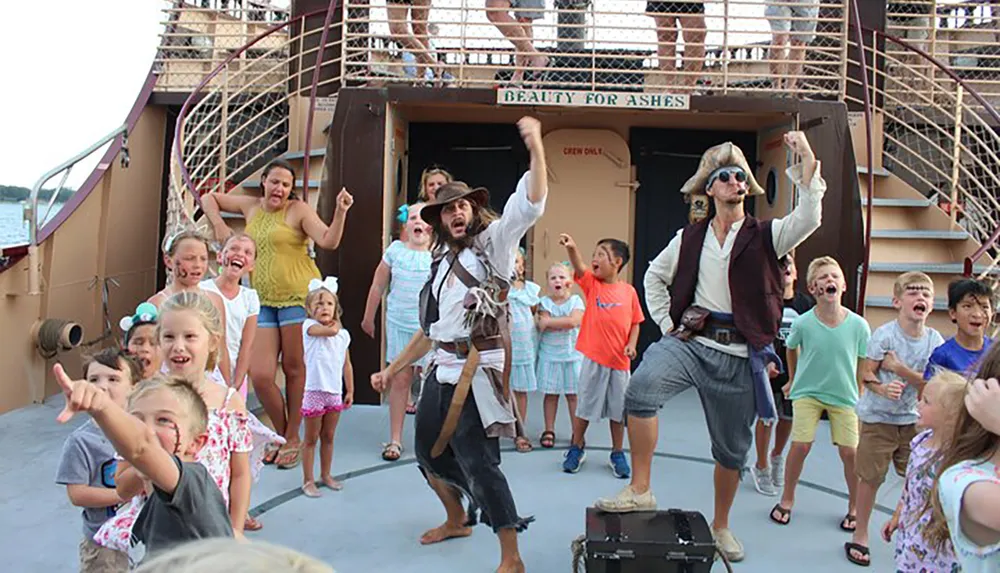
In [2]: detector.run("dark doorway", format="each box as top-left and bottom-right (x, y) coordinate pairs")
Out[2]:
(406, 122), (529, 210)
(630, 128), (758, 363)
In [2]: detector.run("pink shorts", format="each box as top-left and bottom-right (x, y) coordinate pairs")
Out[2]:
(302, 390), (346, 417)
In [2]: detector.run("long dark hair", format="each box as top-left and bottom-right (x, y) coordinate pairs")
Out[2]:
(261, 159), (299, 201)
(430, 201), (498, 250)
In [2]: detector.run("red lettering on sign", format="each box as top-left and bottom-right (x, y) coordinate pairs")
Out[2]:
(563, 146), (603, 156)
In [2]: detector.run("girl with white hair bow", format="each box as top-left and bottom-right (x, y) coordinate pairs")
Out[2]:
(300, 277), (355, 497)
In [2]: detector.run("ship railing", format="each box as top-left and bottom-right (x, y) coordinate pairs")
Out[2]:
(168, 6), (344, 238)
(155, 1), (291, 91)
(886, 1), (1000, 108)
(846, 23), (1000, 297)
(340, 0), (848, 97)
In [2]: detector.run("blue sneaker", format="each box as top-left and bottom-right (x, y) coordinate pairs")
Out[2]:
(609, 450), (631, 479)
(563, 445), (586, 473)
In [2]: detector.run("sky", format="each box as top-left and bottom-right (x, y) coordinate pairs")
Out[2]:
(0, 0), (975, 189)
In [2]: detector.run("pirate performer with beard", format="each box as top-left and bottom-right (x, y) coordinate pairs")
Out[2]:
(594, 131), (826, 563)
(371, 117), (547, 573)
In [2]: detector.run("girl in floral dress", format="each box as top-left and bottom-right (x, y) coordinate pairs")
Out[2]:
(94, 292), (281, 556)
(881, 371), (966, 571)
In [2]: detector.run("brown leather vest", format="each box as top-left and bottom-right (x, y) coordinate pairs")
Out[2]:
(668, 216), (783, 349)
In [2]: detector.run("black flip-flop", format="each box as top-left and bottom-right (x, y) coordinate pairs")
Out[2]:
(769, 504), (792, 525)
(840, 513), (857, 532)
(844, 542), (870, 567)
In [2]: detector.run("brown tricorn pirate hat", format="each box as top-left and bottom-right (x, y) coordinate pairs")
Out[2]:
(420, 181), (490, 227)
(680, 141), (764, 196)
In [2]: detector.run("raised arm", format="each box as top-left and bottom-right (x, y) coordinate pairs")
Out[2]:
(54, 365), (182, 496)
(519, 117), (547, 205)
(558, 234), (588, 279)
(771, 131), (825, 258)
(298, 188), (354, 251)
(487, 118), (548, 261)
(644, 232), (681, 333)
(201, 193), (258, 243)
(362, 261), (392, 338)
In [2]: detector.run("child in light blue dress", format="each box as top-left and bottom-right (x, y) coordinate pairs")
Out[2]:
(509, 249), (541, 452)
(536, 262), (584, 449)
(361, 203), (432, 461)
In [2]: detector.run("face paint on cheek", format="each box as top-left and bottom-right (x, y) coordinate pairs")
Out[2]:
(169, 421), (181, 455)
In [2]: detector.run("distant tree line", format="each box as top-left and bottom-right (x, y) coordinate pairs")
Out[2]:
(0, 185), (75, 203)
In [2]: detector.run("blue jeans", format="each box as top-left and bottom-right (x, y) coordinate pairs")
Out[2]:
(257, 305), (307, 328)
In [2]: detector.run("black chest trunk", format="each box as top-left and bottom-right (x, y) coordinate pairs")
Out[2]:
(584, 508), (715, 573)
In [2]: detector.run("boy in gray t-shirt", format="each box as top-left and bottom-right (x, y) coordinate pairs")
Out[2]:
(53, 368), (232, 567)
(55, 349), (141, 572)
(847, 272), (943, 567)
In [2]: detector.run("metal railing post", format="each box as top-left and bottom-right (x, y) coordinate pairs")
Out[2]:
(949, 84), (964, 224)
(219, 67), (229, 194)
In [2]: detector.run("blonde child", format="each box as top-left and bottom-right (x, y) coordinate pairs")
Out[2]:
(55, 348), (142, 572)
(510, 248), (542, 452)
(200, 233), (261, 400)
(302, 278), (354, 497)
(536, 262), (584, 451)
(881, 371), (966, 572)
(149, 230), (233, 387)
(767, 257), (869, 530)
(121, 302), (161, 379)
(416, 166), (453, 202)
(926, 348), (1000, 572)
(362, 203), (431, 462)
(134, 538), (335, 573)
(849, 271), (944, 566)
(55, 370), (233, 564)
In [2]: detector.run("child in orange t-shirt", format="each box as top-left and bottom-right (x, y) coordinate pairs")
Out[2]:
(558, 234), (644, 478)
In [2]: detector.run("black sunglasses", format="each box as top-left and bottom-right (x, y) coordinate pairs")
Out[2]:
(717, 169), (747, 184)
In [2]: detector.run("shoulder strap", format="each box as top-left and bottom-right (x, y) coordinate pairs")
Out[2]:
(223, 386), (237, 407)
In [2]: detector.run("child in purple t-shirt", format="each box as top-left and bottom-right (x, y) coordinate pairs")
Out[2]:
(882, 371), (966, 572)
(924, 279), (994, 380)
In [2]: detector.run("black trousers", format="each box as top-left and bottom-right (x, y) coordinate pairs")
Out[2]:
(414, 368), (530, 533)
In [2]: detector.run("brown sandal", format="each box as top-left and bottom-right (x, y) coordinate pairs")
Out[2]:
(515, 436), (533, 453)
(769, 504), (792, 525)
(539, 431), (556, 449)
(382, 441), (403, 462)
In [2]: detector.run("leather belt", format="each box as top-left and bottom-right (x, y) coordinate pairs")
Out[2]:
(701, 324), (746, 345)
(436, 337), (503, 357)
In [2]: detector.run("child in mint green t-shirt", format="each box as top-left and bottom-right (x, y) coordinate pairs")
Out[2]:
(769, 257), (870, 536)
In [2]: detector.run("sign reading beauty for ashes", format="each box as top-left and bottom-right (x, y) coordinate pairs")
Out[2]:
(497, 89), (690, 111)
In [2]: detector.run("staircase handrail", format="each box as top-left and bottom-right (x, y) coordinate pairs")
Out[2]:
(849, 0), (875, 316)
(173, 6), (334, 204)
(848, 23), (1000, 289)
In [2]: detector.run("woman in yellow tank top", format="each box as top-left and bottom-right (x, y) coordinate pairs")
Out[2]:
(202, 159), (354, 469)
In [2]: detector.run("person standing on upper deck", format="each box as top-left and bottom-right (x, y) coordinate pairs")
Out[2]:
(594, 131), (826, 563)
(645, 1), (706, 93)
(766, 0), (821, 93)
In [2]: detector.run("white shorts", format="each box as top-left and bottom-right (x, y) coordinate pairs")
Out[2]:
(766, 0), (820, 43)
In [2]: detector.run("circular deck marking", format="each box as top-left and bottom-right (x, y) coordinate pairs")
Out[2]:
(249, 446), (893, 518)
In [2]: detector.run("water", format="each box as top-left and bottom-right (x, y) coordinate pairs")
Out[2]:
(0, 202), (65, 248)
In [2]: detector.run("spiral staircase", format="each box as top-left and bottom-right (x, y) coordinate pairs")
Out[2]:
(3, 1), (1000, 413)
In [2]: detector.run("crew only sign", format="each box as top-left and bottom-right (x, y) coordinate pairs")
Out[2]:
(497, 88), (690, 110)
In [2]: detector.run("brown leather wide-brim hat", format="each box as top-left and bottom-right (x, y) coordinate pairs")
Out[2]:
(420, 181), (490, 227)
(680, 141), (764, 196)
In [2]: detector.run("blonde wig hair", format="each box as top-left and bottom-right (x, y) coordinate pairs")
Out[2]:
(159, 291), (224, 372)
(133, 538), (335, 573)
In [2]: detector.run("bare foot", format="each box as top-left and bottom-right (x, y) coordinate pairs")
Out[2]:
(496, 558), (525, 573)
(321, 475), (343, 491)
(419, 522), (473, 545)
(302, 482), (322, 498)
(529, 54), (549, 72)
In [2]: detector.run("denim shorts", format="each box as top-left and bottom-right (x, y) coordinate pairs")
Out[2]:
(258, 305), (307, 328)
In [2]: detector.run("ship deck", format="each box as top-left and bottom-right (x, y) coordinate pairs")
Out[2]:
(2, 389), (900, 572)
